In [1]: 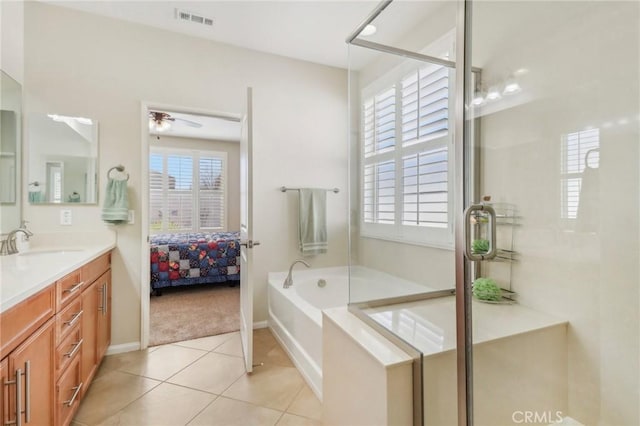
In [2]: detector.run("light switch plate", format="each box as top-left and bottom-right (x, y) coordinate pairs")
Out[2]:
(128, 210), (135, 224)
(60, 209), (72, 225)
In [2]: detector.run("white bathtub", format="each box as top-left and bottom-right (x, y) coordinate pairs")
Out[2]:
(267, 265), (433, 399)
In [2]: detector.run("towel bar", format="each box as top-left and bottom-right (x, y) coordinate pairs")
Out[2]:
(280, 186), (339, 193)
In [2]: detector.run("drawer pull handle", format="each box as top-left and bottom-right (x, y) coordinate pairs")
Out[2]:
(64, 310), (83, 328)
(24, 361), (30, 423)
(64, 339), (83, 359)
(63, 281), (85, 294)
(63, 382), (83, 407)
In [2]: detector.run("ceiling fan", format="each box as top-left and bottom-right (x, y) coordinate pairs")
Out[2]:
(148, 111), (203, 132)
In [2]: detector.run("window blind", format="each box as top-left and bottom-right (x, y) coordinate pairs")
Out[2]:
(199, 156), (225, 230)
(402, 147), (448, 227)
(361, 61), (452, 245)
(149, 149), (226, 233)
(401, 65), (449, 147)
(364, 86), (396, 158)
(363, 160), (395, 224)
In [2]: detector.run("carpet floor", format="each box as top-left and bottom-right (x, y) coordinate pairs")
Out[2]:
(149, 284), (240, 347)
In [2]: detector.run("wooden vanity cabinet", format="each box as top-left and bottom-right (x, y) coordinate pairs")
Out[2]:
(0, 250), (112, 426)
(80, 269), (111, 392)
(8, 318), (55, 426)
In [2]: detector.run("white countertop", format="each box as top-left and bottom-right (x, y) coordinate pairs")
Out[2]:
(364, 296), (568, 357)
(0, 231), (116, 313)
(323, 306), (415, 368)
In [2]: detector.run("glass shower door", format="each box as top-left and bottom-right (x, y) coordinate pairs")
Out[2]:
(465, 1), (639, 425)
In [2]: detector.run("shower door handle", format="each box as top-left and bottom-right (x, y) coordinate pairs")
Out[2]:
(464, 203), (497, 261)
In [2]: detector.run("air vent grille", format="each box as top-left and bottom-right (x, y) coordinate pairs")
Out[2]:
(175, 8), (213, 27)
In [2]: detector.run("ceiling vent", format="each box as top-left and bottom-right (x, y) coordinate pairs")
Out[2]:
(175, 9), (213, 27)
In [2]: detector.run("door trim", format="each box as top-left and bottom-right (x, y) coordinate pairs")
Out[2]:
(139, 101), (241, 350)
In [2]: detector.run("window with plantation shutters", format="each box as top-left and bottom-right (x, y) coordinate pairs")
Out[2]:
(149, 148), (227, 233)
(361, 60), (453, 247)
(561, 129), (599, 220)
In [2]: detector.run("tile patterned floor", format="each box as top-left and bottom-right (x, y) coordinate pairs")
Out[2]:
(72, 329), (322, 426)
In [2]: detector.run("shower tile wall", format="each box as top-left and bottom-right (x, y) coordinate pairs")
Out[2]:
(475, 3), (639, 424)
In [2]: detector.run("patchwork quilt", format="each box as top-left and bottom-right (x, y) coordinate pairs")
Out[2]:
(150, 232), (240, 290)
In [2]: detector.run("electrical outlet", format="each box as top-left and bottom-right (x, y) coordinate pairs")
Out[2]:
(60, 209), (72, 225)
(128, 210), (135, 224)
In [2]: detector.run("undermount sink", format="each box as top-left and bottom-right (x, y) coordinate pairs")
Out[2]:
(18, 249), (85, 257)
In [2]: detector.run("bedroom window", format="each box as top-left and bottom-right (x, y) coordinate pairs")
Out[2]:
(361, 61), (454, 248)
(150, 148), (227, 233)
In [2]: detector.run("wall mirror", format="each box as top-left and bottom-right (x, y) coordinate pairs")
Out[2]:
(28, 112), (99, 204)
(0, 70), (22, 234)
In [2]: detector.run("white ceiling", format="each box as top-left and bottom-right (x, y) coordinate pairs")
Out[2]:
(45, 0), (382, 69)
(44, 1), (454, 139)
(149, 110), (241, 141)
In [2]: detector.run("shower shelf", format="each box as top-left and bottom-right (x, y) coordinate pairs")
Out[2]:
(475, 201), (519, 299)
(475, 288), (518, 305)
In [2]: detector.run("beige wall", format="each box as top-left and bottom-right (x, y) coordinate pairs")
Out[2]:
(150, 135), (241, 231)
(23, 2), (349, 347)
(0, 0), (23, 83)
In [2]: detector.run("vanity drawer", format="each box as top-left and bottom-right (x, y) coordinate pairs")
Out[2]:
(56, 355), (82, 426)
(82, 253), (111, 288)
(0, 286), (55, 358)
(56, 322), (82, 374)
(55, 298), (83, 346)
(56, 269), (84, 310)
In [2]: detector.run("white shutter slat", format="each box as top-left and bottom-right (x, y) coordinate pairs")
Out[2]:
(402, 65), (449, 147)
(199, 156), (225, 230)
(402, 147), (448, 227)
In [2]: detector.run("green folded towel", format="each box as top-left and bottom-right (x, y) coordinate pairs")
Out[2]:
(298, 188), (328, 255)
(28, 191), (43, 203)
(101, 178), (129, 224)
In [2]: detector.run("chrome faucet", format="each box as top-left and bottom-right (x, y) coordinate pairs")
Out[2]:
(283, 259), (310, 288)
(0, 221), (34, 256)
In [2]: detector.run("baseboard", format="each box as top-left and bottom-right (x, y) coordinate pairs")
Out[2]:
(106, 342), (141, 355)
(253, 320), (268, 329)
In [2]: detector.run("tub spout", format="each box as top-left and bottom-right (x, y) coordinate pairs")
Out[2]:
(283, 259), (310, 289)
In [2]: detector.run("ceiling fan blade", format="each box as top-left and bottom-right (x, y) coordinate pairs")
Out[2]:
(174, 117), (203, 128)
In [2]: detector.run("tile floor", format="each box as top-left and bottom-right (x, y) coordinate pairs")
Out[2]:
(72, 329), (322, 426)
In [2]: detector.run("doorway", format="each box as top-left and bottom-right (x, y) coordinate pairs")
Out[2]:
(140, 102), (244, 349)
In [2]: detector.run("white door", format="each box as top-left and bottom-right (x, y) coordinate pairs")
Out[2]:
(239, 87), (257, 372)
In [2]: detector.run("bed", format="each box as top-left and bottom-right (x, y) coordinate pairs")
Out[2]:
(150, 231), (240, 294)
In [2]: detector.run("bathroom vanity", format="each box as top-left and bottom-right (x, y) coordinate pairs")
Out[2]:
(0, 238), (115, 426)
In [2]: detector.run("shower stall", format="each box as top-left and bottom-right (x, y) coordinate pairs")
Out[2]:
(344, 1), (639, 425)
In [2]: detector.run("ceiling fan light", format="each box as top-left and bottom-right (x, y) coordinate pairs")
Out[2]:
(149, 117), (171, 132)
(156, 120), (171, 132)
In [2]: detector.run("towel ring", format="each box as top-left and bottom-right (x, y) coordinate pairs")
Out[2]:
(108, 165), (130, 181)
